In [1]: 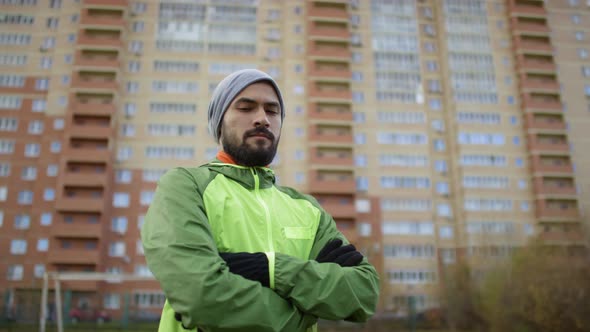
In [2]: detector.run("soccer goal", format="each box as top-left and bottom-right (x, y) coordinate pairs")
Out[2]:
(39, 272), (158, 332)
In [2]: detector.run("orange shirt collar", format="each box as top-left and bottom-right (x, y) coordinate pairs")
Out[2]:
(215, 150), (272, 168)
(216, 150), (237, 165)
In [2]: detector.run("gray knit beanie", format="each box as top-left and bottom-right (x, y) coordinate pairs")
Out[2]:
(207, 69), (285, 142)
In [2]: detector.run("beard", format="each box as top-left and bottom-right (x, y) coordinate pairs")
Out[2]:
(221, 126), (279, 167)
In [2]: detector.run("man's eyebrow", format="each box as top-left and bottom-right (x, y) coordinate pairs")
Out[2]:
(234, 97), (257, 104)
(234, 98), (280, 108)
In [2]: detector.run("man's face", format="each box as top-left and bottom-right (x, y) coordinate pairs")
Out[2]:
(220, 82), (282, 167)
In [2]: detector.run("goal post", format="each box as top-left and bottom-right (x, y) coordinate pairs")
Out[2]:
(39, 272), (156, 332)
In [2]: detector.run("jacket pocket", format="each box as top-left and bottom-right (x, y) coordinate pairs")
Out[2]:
(283, 226), (314, 240)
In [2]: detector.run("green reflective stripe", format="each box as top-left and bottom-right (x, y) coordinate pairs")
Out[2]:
(265, 251), (276, 290)
(252, 168), (276, 289)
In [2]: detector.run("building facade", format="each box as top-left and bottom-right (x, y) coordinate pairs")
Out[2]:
(0, 0), (588, 320)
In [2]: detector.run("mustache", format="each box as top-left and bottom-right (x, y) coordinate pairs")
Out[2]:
(244, 127), (275, 141)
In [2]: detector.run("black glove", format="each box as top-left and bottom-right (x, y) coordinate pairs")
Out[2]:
(219, 252), (270, 288)
(316, 239), (363, 267)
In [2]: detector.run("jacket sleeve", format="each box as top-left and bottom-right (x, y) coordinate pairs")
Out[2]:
(272, 207), (380, 322)
(141, 168), (317, 331)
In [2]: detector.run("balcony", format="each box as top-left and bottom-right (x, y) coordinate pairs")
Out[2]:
(520, 76), (559, 92)
(308, 5), (348, 20)
(528, 134), (569, 153)
(310, 147), (354, 166)
(309, 126), (353, 144)
(321, 201), (356, 218)
(521, 95), (562, 112)
(508, 3), (547, 17)
(533, 180), (577, 196)
(62, 172), (108, 188)
(78, 31), (123, 49)
(51, 223), (102, 238)
(64, 147), (111, 163)
(309, 172), (356, 194)
(308, 107), (353, 122)
(538, 231), (585, 245)
(308, 41), (350, 59)
(55, 197), (104, 213)
(308, 86), (351, 100)
(517, 55), (556, 72)
(71, 75), (119, 91)
(71, 100), (116, 116)
(524, 113), (566, 131)
(308, 61), (350, 80)
(511, 18), (549, 34)
(74, 51), (120, 69)
(308, 24), (349, 40)
(84, 0), (128, 8)
(48, 249), (100, 265)
(531, 156), (573, 174)
(536, 200), (580, 221)
(69, 123), (113, 140)
(80, 10), (125, 28)
(513, 36), (552, 54)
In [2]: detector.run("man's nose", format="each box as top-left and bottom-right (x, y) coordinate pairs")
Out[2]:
(253, 107), (270, 127)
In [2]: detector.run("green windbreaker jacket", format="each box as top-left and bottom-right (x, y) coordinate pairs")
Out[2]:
(141, 161), (380, 332)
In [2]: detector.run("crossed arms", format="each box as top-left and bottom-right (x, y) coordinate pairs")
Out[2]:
(141, 168), (380, 331)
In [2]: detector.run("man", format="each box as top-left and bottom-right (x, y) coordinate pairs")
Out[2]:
(141, 69), (379, 332)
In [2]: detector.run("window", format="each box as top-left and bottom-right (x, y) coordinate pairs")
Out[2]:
(14, 214), (30, 229)
(109, 242), (126, 257)
(50, 141), (61, 153)
(439, 226), (454, 239)
(382, 222), (434, 236)
(47, 164), (58, 176)
(0, 140), (15, 154)
(435, 160), (448, 173)
(436, 181), (450, 195)
(37, 238), (49, 252)
(34, 264), (45, 278)
(116, 170), (132, 183)
(111, 217), (128, 234)
(0, 163), (9, 177)
(0, 186), (6, 201)
(28, 120), (44, 134)
(113, 193), (130, 208)
(21, 166), (37, 180)
(35, 78), (49, 91)
(10, 239), (27, 254)
(7, 265), (23, 280)
(18, 190), (33, 205)
(575, 31), (585, 41)
(120, 124), (135, 137)
(104, 294), (121, 309)
(571, 14), (581, 24)
(437, 203), (452, 217)
(127, 82), (139, 94)
(140, 191), (154, 206)
(40, 56), (52, 69)
(40, 213), (52, 226)
(132, 21), (144, 32)
(433, 139), (446, 151)
(43, 188), (55, 201)
(136, 240), (144, 255)
(53, 118), (64, 130)
(117, 146), (132, 161)
(356, 176), (368, 191)
(578, 48), (589, 59)
(24, 143), (40, 157)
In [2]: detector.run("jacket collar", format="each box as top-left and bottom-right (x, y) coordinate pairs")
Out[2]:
(207, 152), (276, 190)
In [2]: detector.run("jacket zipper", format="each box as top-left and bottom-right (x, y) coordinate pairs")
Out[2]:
(251, 168), (275, 289)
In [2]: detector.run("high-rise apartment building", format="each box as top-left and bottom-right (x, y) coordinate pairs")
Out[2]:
(0, 0), (587, 320)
